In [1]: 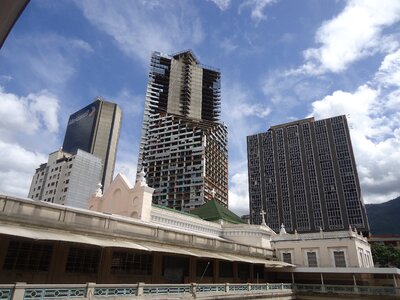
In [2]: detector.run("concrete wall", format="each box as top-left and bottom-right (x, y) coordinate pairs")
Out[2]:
(272, 232), (373, 268)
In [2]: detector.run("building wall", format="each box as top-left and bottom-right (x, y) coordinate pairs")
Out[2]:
(92, 101), (122, 190)
(247, 116), (369, 235)
(142, 113), (228, 210)
(28, 149), (102, 209)
(64, 150), (102, 208)
(272, 230), (373, 268)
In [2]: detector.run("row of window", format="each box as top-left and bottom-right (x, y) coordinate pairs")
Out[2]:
(281, 249), (347, 268)
(3, 241), (152, 275)
(3, 241), (262, 278)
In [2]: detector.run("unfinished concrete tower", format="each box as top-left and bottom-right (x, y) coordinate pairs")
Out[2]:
(137, 50), (228, 211)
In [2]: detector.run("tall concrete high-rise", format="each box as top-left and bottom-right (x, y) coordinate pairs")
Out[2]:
(63, 98), (122, 191)
(28, 149), (102, 208)
(247, 115), (370, 235)
(138, 50), (228, 211)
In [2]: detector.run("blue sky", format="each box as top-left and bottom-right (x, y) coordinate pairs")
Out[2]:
(1, 0), (400, 216)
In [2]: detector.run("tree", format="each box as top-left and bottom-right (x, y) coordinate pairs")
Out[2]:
(371, 243), (400, 268)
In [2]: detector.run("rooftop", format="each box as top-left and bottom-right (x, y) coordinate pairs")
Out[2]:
(190, 199), (245, 224)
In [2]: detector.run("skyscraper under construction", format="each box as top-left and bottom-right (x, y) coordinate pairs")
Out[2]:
(138, 50), (228, 211)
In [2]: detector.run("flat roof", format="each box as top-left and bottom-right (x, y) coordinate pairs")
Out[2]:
(275, 267), (400, 275)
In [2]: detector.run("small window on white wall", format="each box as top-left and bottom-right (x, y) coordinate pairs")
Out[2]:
(282, 252), (292, 264)
(307, 252), (318, 267)
(333, 251), (346, 267)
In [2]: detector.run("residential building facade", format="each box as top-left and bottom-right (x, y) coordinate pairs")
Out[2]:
(63, 98), (122, 191)
(247, 115), (370, 235)
(137, 50), (228, 210)
(28, 149), (102, 208)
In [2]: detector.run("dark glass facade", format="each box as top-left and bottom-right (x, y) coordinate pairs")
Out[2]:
(63, 101), (99, 154)
(247, 115), (370, 235)
(62, 99), (122, 190)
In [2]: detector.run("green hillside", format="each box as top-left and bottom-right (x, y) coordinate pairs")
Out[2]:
(366, 196), (400, 234)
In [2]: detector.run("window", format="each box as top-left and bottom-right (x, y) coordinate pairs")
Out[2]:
(65, 247), (100, 273)
(3, 240), (53, 271)
(282, 252), (292, 264)
(238, 263), (250, 281)
(162, 256), (189, 277)
(219, 261), (233, 278)
(333, 251), (346, 267)
(196, 260), (213, 277)
(253, 264), (265, 279)
(307, 252), (318, 267)
(111, 251), (152, 275)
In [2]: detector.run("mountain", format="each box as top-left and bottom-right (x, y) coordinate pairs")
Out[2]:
(366, 196), (400, 234)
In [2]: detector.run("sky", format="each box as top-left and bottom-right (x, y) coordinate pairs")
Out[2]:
(1, 0), (400, 216)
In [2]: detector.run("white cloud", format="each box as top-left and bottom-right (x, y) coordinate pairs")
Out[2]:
(222, 81), (271, 159)
(310, 85), (387, 138)
(0, 87), (60, 137)
(375, 48), (400, 87)
(209, 0), (231, 11)
(231, 102), (271, 119)
(239, 0), (277, 24)
(221, 81), (271, 216)
(0, 141), (47, 197)
(300, 0), (400, 74)
(76, 0), (204, 64)
(261, 69), (332, 117)
(220, 37), (238, 54)
(0, 87), (60, 198)
(229, 171), (249, 216)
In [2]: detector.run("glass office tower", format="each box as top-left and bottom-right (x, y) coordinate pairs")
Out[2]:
(63, 98), (122, 191)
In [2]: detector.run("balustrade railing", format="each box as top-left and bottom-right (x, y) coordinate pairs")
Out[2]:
(2, 282), (399, 299)
(0, 282), (293, 299)
(0, 288), (13, 300)
(295, 284), (400, 296)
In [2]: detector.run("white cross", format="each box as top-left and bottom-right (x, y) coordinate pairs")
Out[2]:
(260, 209), (267, 226)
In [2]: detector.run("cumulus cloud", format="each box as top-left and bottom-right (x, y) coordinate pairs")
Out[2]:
(0, 141), (47, 197)
(0, 87), (60, 198)
(229, 171), (249, 216)
(310, 49), (400, 203)
(239, 0), (278, 24)
(221, 81), (271, 214)
(299, 0), (400, 74)
(0, 87), (60, 138)
(375, 48), (400, 87)
(209, 0), (232, 11)
(75, 0), (204, 64)
(222, 81), (271, 160)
